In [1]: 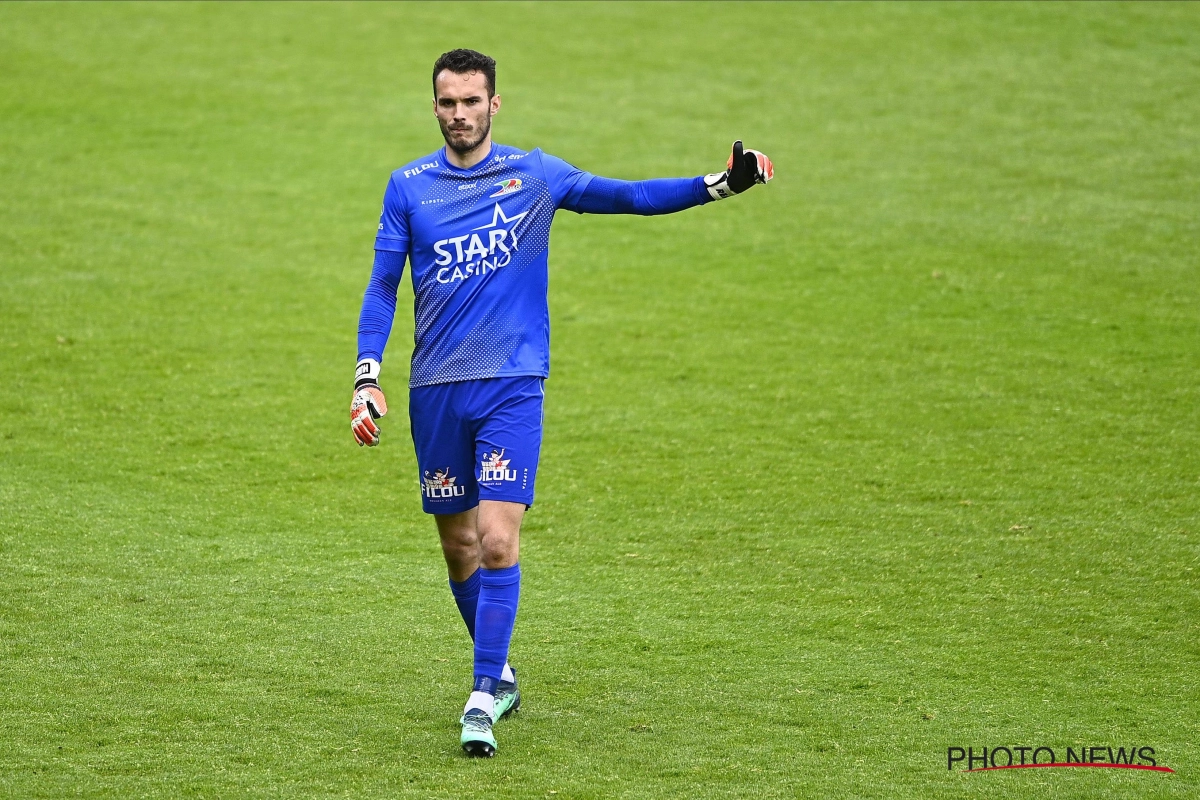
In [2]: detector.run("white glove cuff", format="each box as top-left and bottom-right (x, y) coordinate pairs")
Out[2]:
(354, 358), (381, 389)
(703, 172), (735, 201)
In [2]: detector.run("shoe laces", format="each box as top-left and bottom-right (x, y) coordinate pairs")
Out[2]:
(461, 710), (492, 733)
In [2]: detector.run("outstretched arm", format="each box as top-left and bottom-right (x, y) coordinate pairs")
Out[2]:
(560, 141), (773, 215)
(564, 175), (711, 215)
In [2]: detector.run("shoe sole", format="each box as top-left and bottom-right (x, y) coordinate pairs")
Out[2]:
(462, 739), (496, 758)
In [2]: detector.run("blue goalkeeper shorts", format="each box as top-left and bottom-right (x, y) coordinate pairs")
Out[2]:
(409, 376), (545, 515)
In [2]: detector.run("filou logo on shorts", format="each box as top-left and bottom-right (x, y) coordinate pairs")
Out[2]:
(480, 450), (517, 483)
(423, 468), (466, 500)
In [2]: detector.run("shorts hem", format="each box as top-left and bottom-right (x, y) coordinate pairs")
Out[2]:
(421, 500), (478, 516)
(478, 491), (535, 508)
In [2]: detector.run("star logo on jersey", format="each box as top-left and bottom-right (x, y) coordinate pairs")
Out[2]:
(432, 203), (529, 285)
(423, 468), (466, 500)
(471, 202), (528, 232)
(479, 449), (517, 483)
(488, 178), (523, 197)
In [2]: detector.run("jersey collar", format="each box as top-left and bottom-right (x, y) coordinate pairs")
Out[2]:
(441, 143), (496, 174)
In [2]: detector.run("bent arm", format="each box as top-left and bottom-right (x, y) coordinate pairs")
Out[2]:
(357, 248), (407, 363)
(563, 175), (712, 216)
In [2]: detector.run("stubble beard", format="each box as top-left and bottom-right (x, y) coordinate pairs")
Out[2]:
(441, 113), (491, 156)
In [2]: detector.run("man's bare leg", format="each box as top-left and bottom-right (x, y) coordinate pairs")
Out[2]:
(435, 499), (524, 576)
(437, 500), (526, 743)
(436, 506), (480, 582)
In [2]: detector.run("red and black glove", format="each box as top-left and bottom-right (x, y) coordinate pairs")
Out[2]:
(703, 140), (774, 200)
(350, 358), (388, 447)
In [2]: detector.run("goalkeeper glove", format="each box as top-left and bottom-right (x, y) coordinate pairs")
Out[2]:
(703, 140), (774, 200)
(350, 358), (388, 447)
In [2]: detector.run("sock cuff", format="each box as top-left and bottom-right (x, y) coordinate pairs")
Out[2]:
(449, 569), (482, 597)
(479, 563), (521, 587)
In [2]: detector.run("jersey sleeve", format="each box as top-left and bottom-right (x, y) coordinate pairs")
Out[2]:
(361, 175), (409, 364)
(374, 175), (410, 252)
(563, 176), (710, 216)
(357, 249), (406, 364)
(540, 151), (595, 210)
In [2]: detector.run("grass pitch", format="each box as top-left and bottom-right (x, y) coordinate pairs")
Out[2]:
(1, 2), (1198, 798)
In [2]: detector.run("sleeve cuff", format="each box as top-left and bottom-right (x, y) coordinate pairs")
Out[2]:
(374, 236), (409, 253)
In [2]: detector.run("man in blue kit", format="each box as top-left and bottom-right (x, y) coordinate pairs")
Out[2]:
(350, 49), (773, 757)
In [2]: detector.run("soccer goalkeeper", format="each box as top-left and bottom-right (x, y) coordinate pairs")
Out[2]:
(352, 49), (772, 757)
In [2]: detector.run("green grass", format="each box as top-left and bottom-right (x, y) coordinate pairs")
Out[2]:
(1, 2), (1198, 797)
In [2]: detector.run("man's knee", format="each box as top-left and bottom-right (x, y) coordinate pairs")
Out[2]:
(440, 524), (478, 550)
(441, 537), (478, 571)
(478, 530), (517, 568)
(477, 502), (523, 568)
(436, 512), (480, 554)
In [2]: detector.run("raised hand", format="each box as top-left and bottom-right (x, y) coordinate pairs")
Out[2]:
(703, 140), (774, 200)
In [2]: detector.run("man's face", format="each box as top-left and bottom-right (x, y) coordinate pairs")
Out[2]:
(433, 70), (500, 154)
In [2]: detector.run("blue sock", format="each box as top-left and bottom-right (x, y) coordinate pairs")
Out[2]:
(448, 569), (481, 640)
(474, 564), (521, 683)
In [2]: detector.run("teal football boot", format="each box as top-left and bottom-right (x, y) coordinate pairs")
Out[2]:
(493, 667), (521, 721)
(460, 708), (497, 757)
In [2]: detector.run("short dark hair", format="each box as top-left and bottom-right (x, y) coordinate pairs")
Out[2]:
(432, 49), (496, 98)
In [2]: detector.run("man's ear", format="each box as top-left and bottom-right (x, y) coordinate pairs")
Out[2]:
(491, 94), (501, 117)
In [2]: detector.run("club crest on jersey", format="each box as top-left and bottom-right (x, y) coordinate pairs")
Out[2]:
(479, 450), (517, 483)
(423, 468), (466, 500)
(489, 178), (523, 198)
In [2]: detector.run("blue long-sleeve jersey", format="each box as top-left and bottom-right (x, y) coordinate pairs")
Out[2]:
(358, 143), (711, 387)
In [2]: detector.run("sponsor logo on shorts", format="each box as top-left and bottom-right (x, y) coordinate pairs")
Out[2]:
(479, 450), (517, 484)
(488, 178), (523, 197)
(423, 468), (466, 500)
